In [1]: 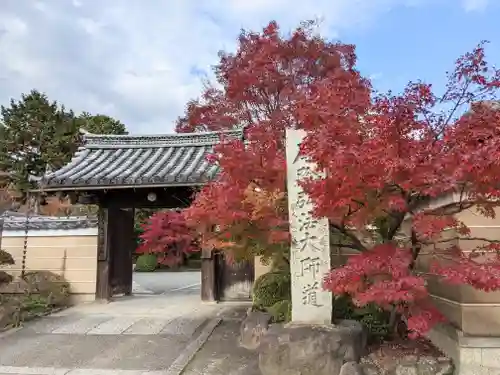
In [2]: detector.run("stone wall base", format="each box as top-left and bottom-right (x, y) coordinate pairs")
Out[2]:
(427, 323), (500, 374)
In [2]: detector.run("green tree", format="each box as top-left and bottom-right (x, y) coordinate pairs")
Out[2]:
(77, 112), (128, 135)
(0, 90), (78, 194)
(0, 90), (128, 196)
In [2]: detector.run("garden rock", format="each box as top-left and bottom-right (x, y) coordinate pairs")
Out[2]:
(360, 353), (454, 375)
(258, 320), (364, 375)
(0, 301), (19, 328)
(339, 361), (364, 375)
(239, 310), (272, 350)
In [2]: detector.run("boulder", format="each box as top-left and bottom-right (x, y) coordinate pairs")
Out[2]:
(360, 353), (454, 375)
(239, 310), (272, 350)
(258, 320), (364, 375)
(0, 300), (19, 329)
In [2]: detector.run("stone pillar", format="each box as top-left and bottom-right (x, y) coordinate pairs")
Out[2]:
(257, 129), (365, 375)
(285, 128), (332, 325)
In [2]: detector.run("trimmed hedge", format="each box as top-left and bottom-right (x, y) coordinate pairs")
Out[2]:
(135, 254), (158, 272)
(252, 270), (291, 322)
(267, 299), (292, 323)
(333, 294), (392, 343)
(253, 271), (291, 309)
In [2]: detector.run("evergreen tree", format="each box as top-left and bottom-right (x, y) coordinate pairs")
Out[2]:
(0, 90), (128, 197)
(77, 112), (127, 135)
(0, 90), (77, 194)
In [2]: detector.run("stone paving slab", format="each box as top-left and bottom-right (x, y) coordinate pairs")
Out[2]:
(26, 316), (84, 334)
(0, 368), (176, 374)
(122, 318), (173, 335)
(132, 280), (155, 295)
(86, 316), (143, 335)
(0, 331), (188, 370)
(22, 315), (208, 337)
(159, 318), (205, 337)
(50, 316), (113, 335)
(51, 295), (220, 319)
(181, 320), (259, 375)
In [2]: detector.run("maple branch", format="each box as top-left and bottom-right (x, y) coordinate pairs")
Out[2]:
(329, 222), (367, 251)
(409, 230), (422, 270)
(383, 187), (420, 241)
(386, 211), (406, 241)
(330, 242), (363, 251)
(423, 236), (500, 245)
(441, 77), (472, 128)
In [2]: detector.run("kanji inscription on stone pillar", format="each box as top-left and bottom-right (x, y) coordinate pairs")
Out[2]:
(285, 128), (332, 325)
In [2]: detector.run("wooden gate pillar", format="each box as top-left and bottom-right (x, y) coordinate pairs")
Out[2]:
(96, 207), (135, 300)
(108, 207), (134, 296)
(95, 207), (112, 300)
(201, 248), (217, 302)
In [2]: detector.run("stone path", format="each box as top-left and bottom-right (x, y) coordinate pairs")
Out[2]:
(132, 280), (155, 295)
(26, 314), (207, 336)
(181, 321), (259, 375)
(182, 308), (259, 375)
(0, 294), (225, 375)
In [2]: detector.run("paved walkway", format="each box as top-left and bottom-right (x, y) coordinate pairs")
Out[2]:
(0, 293), (224, 375)
(182, 313), (259, 375)
(132, 272), (201, 295)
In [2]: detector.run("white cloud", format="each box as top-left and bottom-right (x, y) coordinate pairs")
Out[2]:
(0, 0), (478, 134)
(462, 0), (489, 12)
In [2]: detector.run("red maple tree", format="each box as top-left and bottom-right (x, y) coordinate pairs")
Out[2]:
(177, 20), (353, 262)
(136, 210), (198, 266)
(141, 20), (500, 337)
(299, 41), (500, 337)
(175, 21), (371, 264)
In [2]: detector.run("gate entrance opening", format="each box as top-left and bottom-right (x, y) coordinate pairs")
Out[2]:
(34, 129), (254, 302)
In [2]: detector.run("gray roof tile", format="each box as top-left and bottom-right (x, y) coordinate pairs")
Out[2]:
(1, 214), (97, 231)
(38, 129), (244, 190)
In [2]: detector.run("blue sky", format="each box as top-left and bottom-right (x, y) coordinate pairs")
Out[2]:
(350, 1), (500, 95)
(0, 0), (498, 133)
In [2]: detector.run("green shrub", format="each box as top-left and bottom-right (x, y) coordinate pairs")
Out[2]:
(23, 270), (70, 307)
(21, 294), (50, 316)
(135, 254), (158, 272)
(268, 299), (292, 323)
(333, 294), (391, 343)
(252, 271), (291, 310)
(0, 270), (71, 328)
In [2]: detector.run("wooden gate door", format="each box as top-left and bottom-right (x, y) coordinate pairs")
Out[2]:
(109, 208), (135, 296)
(218, 253), (254, 301)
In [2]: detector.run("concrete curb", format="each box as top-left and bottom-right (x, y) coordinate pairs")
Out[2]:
(163, 317), (222, 375)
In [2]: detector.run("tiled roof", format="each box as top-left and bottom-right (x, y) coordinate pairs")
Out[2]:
(38, 129), (244, 191)
(1, 213), (97, 231)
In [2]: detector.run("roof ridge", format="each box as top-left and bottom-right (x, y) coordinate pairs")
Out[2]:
(81, 128), (245, 148)
(81, 128), (244, 139)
